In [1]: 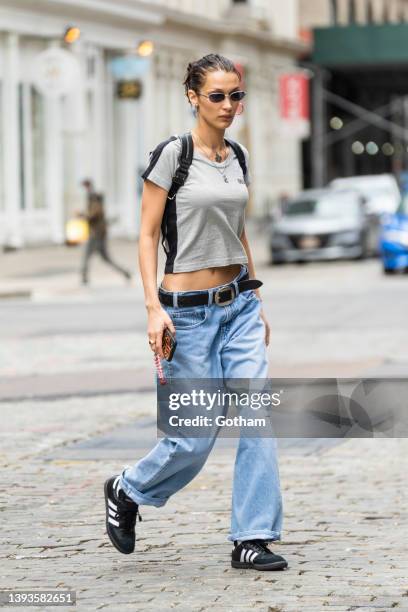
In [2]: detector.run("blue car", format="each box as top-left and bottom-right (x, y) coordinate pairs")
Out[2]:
(379, 194), (408, 274)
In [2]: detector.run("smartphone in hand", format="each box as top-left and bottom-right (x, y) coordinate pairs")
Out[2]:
(162, 327), (177, 362)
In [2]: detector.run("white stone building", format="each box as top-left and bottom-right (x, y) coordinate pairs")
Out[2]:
(0, 0), (305, 247)
(300, 0), (408, 30)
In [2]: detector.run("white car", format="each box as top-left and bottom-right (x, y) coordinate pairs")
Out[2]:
(329, 174), (400, 215)
(329, 175), (401, 255)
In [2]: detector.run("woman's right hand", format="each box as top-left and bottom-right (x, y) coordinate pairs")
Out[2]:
(147, 305), (176, 360)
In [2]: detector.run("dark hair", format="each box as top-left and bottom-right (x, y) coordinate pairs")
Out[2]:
(183, 53), (241, 107)
(81, 178), (93, 189)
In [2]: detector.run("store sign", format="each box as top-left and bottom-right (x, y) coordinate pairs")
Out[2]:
(116, 80), (143, 99)
(32, 48), (81, 98)
(279, 73), (310, 138)
(110, 56), (150, 79)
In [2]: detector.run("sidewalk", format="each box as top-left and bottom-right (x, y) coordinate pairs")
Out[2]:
(0, 219), (270, 300)
(0, 238), (143, 300)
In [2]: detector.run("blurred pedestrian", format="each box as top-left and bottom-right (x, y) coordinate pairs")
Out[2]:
(278, 192), (290, 215)
(80, 179), (132, 285)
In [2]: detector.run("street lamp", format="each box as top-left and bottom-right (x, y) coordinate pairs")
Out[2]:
(137, 40), (154, 57)
(64, 25), (81, 44)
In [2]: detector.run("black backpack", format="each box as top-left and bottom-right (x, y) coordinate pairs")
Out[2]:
(141, 131), (248, 258)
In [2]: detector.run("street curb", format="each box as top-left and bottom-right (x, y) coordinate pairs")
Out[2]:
(0, 289), (32, 300)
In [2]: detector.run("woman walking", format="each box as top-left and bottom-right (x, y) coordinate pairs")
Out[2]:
(104, 53), (287, 571)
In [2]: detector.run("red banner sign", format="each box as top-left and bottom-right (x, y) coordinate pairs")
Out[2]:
(279, 73), (310, 137)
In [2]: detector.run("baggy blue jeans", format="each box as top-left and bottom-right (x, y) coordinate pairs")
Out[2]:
(119, 264), (283, 543)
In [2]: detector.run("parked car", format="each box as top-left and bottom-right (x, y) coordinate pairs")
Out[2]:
(379, 194), (408, 274)
(329, 174), (400, 215)
(329, 174), (401, 255)
(269, 188), (371, 264)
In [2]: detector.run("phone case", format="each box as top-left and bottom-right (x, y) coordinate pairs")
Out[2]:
(162, 327), (177, 362)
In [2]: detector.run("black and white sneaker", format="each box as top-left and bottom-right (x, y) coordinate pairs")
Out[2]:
(104, 475), (142, 554)
(231, 539), (288, 571)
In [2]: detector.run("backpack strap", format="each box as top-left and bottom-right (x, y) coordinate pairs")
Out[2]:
(141, 134), (179, 182)
(167, 132), (193, 200)
(141, 134), (189, 257)
(161, 132), (194, 256)
(224, 137), (248, 182)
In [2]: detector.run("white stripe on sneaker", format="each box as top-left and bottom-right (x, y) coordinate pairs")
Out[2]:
(240, 549), (246, 563)
(108, 516), (119, 527)
(113, 476), (121, 495)
(245, 549), (252, 563)
(250, 551), (259, 562)
(108, 499), (117, 511)
(108, 507), (117, 517)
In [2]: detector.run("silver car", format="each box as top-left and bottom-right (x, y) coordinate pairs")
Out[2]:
(269, 189), (370, 265)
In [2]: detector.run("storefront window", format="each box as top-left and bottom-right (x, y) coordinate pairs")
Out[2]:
(18, 83), (26, 210)
(0, 82), (4, 212)
(31, 86), (45, 209)
(17, 84), (46, 211)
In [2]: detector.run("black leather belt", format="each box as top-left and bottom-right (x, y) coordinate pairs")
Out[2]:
(158, 272), (263, 307)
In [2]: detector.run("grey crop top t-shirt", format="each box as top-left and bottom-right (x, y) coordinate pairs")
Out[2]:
(141, 134), (251, 274)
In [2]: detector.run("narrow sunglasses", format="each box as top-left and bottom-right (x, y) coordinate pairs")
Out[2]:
(198, 90), (246, 104)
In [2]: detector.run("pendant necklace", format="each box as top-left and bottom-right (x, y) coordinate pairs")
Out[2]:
(191, 130), (230, 182)
(213, 163), (229, 183)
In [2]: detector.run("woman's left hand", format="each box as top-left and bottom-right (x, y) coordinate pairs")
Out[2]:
(259, 307), (270, 346)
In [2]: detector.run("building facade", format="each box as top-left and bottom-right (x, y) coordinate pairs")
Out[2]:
(299, 0), (408, 187)
(0, 0), (305, 247)
(300, 0), (408, 29)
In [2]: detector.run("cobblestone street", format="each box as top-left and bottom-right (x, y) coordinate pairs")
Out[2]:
(2, 396), (407, 611)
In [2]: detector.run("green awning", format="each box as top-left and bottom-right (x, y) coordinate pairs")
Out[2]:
(313, 23), (408, 66)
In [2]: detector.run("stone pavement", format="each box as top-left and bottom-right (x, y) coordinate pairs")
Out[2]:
(1, 389), (407, 611)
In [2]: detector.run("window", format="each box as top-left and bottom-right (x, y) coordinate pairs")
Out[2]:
(0, 82), (4, 212)
(18, 83), (26, 211)
(17, 84), (46, 211)
(31, 86), (45, 209)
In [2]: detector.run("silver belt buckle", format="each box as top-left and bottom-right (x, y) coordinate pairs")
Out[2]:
(214, 284), (235, 306)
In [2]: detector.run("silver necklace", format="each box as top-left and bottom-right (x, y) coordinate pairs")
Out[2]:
(212, 160), (230, 183)
(191, 130), (230, 183)
(191, 129), (227, 162)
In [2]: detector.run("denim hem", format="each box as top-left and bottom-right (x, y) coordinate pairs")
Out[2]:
(227, 530), (281, 543)
(119, 481), (168, 508)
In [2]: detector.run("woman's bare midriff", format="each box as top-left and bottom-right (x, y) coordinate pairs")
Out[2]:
(161, 263), (243, 292)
